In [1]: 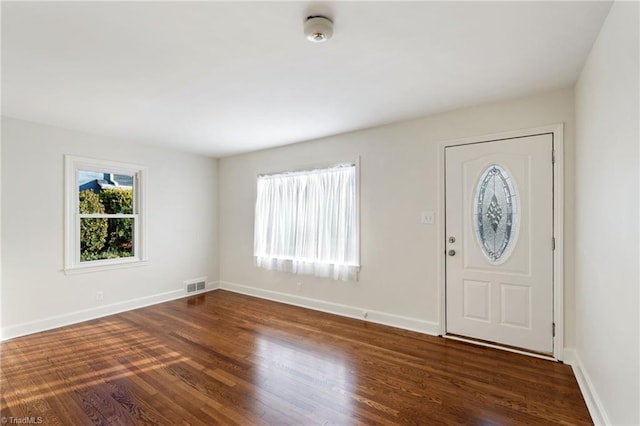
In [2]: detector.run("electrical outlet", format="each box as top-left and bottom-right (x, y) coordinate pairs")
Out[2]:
(421, 211), (435, 225)
(96, 291), (104, 301)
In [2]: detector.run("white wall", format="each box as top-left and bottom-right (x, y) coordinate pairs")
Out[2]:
(218, 88), (577, 342)
(1, 117), (219, 339)
(574, 2), (639, 425)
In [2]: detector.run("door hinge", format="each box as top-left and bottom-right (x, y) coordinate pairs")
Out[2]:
(552, 237), (556, 250)
(553, 322), (556, 337)
(552, 149), (556, 164)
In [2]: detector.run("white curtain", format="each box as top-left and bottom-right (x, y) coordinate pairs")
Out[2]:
(254, 164), (359, 281)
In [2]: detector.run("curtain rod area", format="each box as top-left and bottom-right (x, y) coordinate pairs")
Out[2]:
(257, 162), (356, 179)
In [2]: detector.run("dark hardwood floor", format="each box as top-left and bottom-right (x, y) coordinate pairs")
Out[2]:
(1, 290), (591, 425)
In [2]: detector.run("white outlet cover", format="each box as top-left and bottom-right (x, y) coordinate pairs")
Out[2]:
(421, 211), (435, 224)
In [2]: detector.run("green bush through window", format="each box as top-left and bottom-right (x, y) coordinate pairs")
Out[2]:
(79, 188), (134, 261)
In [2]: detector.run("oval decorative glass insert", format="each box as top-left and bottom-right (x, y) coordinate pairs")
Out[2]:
(474, 164), (519, 263)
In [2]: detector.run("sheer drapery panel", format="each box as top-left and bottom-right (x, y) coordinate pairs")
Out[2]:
(254, 165), (359, 281)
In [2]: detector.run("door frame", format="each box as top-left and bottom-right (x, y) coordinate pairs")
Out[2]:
(437, 124), (564, 361)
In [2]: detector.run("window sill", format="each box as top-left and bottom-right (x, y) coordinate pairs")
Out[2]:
(64, 258), (149, 275)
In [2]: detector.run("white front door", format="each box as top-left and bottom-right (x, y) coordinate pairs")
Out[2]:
(445, 134), (554, 354)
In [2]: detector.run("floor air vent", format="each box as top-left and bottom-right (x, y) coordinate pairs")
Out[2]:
(184, 277), (207, 294)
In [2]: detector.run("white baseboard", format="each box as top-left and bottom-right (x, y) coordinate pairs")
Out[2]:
(216, 280), (440, 336)
(563, 348), (610, 425)
(1, 282), (219, 341)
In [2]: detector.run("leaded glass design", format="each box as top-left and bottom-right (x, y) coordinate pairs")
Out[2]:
(474, 164), (518, 263)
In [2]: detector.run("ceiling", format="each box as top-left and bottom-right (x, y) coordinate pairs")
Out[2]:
(1, 1), (612, 157)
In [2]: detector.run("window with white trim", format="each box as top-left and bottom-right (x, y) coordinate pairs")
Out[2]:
(65, 156), (147, 273)
(253, 163), (359, 281)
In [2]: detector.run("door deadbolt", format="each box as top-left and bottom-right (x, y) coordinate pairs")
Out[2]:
(448, 249), (456, 256)
(448, 236), (456, 244)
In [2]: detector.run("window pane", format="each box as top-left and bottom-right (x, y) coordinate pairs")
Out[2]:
(78, 171), (134, 214)
(68, 156), (146, 271)
(80, 218), (134, 262)
(473, 164), (518, 263)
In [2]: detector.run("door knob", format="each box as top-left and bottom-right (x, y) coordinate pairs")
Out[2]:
(448, 250), (456, 256)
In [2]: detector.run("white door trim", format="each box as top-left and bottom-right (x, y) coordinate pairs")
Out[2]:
(437, 124), (564, 361)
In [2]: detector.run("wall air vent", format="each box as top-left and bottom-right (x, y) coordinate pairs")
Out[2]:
(184, 277), (207, 294)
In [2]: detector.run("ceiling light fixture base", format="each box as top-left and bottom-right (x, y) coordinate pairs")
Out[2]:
(304, 16), (333, 43)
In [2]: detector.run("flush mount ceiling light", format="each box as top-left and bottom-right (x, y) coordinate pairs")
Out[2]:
(304, 15), (333, 43)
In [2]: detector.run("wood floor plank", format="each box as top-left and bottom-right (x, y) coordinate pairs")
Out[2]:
(1, 290), (592, 425)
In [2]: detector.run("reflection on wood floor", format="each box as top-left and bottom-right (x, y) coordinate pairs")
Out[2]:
(0, 290), (592, 425)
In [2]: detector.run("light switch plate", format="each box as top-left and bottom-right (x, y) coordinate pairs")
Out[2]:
(421, 211), (435, 225)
